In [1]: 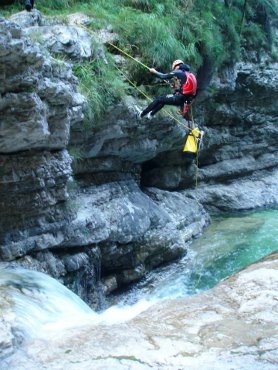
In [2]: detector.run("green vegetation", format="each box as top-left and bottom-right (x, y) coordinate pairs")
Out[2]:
(1, 0), (277, 120)
(68, 146), (84, 161)
(2, 0), (277, 67)
(34, 0), (277, 74)
(72, 55), (130, 125)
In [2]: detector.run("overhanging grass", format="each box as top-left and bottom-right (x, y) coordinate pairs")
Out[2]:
(2, 0), (277, 123)
(73, 55), (130, 127)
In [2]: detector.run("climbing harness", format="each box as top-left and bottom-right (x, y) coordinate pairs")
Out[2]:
(178, 101), (191, 122)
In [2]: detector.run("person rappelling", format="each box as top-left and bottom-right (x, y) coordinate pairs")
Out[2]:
(107, 41), (204, 157)
(138, 59), (197, 121)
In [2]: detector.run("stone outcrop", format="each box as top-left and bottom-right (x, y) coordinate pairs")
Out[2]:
(9, 9), (42, 28)
(1, 252), (277, 369)
(0, 17), (85, 152)
(1, 179), (208, 301)
(0, 150), (71, 256)
(25, 24), (93, 60)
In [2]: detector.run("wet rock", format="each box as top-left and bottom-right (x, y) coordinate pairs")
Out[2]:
(2, 251), (278, 370)
(102, 275), (118, 294)
(62, 180), (209, 286)
(183, 168), (278, 212)
(0, 317), (15, 359)
(0, 178), (208, 293)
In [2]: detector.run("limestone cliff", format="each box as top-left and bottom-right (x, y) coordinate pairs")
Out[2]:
(0, 11), (277, 306)
(0, 15), (209, 306)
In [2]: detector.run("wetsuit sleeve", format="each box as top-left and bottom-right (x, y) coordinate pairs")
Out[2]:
(154, 70), (186, 81)
(154, 71), (175, 79)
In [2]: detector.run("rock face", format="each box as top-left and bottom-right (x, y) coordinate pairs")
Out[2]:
(0, 16), (209, 306)
(0, 10), (277, 307)
(0, 178), (209, 298)
(1, 252), (278, 369)
(0, 17), (98, 303)
(141, 59), (278, 211)
(0, 17), (85, 152)
(25, 24), (93, 60)
(0, 150), (71, 258)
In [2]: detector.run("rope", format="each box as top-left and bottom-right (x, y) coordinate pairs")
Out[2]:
(195, 147), (199, 192)
(188, 105), (200, 194)
(78, 24), (202, 186)
(107, 43), (193, 131)
(114, 63), (191, 131)
(78, 23), (194, 131)
(109, 43), (202, 195)
(106, 41), (150, 71)
(189, 104), (195, 128)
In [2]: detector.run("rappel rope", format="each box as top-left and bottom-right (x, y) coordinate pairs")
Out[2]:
(114, 64), (189, 131)
(78, 24), (192, 131)
(78, 24), (201, 191)
(189, 106), (200, 193)
(107, 41), (192, 131)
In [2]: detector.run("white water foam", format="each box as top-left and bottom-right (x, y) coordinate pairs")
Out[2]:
(0, 268), (154, 339)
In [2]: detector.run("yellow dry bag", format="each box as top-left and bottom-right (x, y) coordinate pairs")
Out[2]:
(183, 127), (203, 158)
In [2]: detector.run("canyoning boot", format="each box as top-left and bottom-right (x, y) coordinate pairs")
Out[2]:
(134, 106), (143, 119)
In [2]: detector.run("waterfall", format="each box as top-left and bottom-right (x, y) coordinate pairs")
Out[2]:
(0, 268), (94, 338)
(0, 267), (153, 342)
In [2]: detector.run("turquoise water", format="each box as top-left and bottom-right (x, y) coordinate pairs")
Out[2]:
(113, 208), (278, 304)
(187, 208), (278, 292)
(0, 208), (277, 341)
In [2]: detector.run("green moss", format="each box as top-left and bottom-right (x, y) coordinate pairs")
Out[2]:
(68, 146), (84, 161)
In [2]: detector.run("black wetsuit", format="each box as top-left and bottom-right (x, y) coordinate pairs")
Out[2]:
(25, 0), (34, 11)
(141, 65), (194, 117)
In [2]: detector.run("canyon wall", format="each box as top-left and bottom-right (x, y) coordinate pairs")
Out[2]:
(0, 12), (277, 306)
